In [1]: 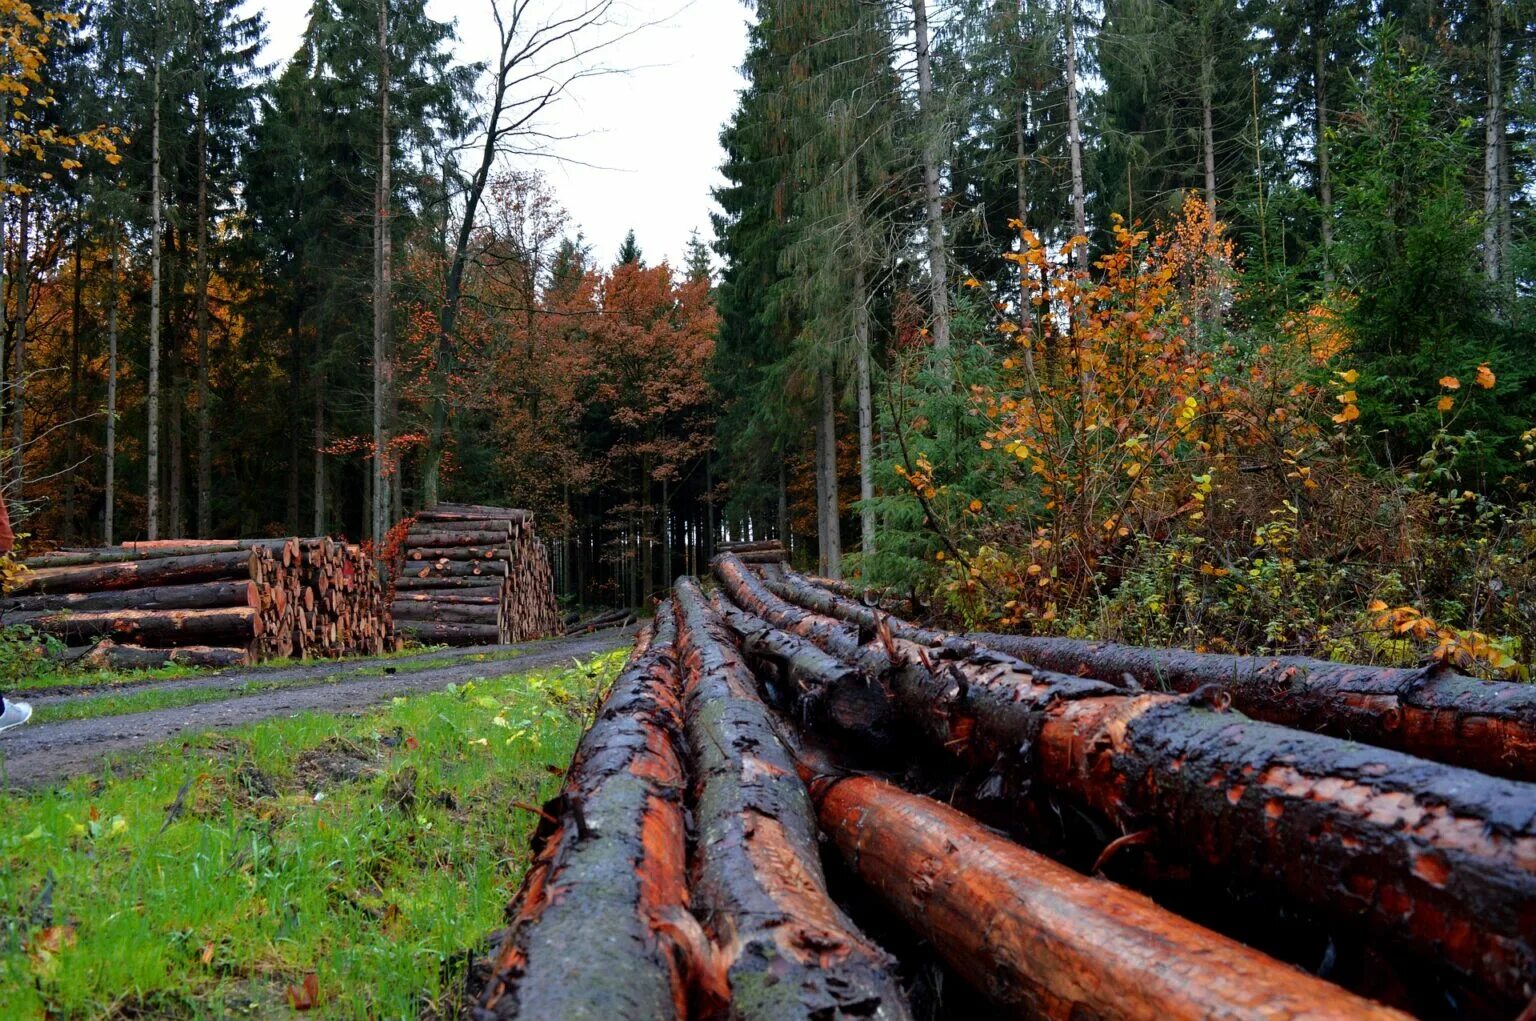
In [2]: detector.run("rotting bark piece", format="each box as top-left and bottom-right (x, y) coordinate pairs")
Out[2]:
(710, 590), (893, 738)
(475, 604), (689, 1020)
(760, 573), (1536, 1012)
(811, 771), (1411, 1020)
(965, 633), (1536, 782)
(674, 577), (912, 1021)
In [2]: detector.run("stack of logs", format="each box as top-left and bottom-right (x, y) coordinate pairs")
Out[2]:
(470, 554), (1536, 1020)
(2, 538), (394, 669)
(393, 503), (562, 646)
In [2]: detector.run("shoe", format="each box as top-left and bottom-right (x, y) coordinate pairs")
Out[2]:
(0, 699), (32, 733)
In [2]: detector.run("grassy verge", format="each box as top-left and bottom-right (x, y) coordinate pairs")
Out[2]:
(0, 650), (626, 1018)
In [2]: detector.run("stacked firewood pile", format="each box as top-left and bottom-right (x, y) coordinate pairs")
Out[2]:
(470, 553), (1536, 1020)
(393, 503), (561, 646)
(3, 538), (394, 668)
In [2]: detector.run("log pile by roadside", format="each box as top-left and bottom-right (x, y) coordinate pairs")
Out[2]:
(393, 503), (561, 646)
(474, 556), (1536, 1018)
(4, 538), (394, 668)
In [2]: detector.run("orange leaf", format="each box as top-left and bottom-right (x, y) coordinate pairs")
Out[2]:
(1475, 363), (1496, 389)
(1439, 375), (1461, 390)
(1437, 395), (1455, 412)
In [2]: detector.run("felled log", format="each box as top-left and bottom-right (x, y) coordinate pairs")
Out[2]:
(673, 577), (912, 1020)
(390, 600), (499, 626)
(402, 560), (509, 580)
(394, 591), (500, 606)
(14, 550), (259, 595)
(709, 590), (892, 737)
(69, 641), (249, 670)
(406, 546), (512, 562)
(26, 539), (295, 568)
(758, 574), (1536, 1011)
(404, 530), (511, 548)
(734, 549), (789, 565)
(477, 608), (688, 1020)
(393, 576), (505, 592)
(417, 504), (531, 523)
(712, 554), (868, 662)
(811, 771), (1410, 1020)
(967, 634), (1536, 782)
(393, 621), (502, 646)
(716, 540), (784, 554)
(3, 606), (260, 646)
(1, 579), (259, 614)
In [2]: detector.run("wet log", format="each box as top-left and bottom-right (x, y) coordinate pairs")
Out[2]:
(811, 771), (1410, 1020)
(3, 606), (260, 646)
(1, 579), (259, 614)
(711, 554), (867, 662)
(13, 550), (258, 595)
(967, 634), (1536, 782)
(709, 590), (892, 737)
(70, 641), (249, 670)
(761, 576), (1536, 1011)
(673, 577), (912, 1020)
(477, 605), (689, 1020)
(393, 620), (502, 645)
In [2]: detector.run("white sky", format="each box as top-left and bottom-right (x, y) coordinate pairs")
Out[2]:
(248, 1), (750, 269)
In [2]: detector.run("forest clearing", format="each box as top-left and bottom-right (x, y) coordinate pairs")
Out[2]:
(1, 0), (1534, 1016)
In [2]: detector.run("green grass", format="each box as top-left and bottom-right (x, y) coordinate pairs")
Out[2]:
(0, 650), (626, 1019)
(28, 681), (301, 725)
(10, 662), (204, 695)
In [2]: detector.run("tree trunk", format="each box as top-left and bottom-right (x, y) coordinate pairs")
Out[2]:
(196, 66), (213, 537)
(1313, 3), (1333, 281)
(12, 192), (29, 494)
(1, 580), (259, 614)
(105, 237), (118, 545)
(813, 772), (1410, 1020)
(372, 0), (392, 543)
(854, 264), (875, 562)
(1482, 0), (1503, 285)
(476, 614), (688, 1020)
(912, 0), (949, 354)
(1202, 58), (1217, 211)
(1063, 0), (1087, 273)
(817, 369), (841, 579)
(313, 359), (325, 536)
(673, 579), (911, 1019)
(148, 59), (163, 541)
(777, 461), (789, 546)
(64, 223), (83, 542)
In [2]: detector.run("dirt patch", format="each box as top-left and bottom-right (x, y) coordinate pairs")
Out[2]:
(0, 628), (635, 790)
(296, 737), (382, 791)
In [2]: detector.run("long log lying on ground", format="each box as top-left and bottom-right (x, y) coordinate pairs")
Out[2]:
(404, 530), (513, 548)
(1, 579), (259, 614)
(3, 606), (260, 646)
(673, 578), (912, 1020)
(393, 576), (505, 592)
(476, 611), (690, 1020)
(69, 641), (249, 670)
(14, 550), (261, 595)
(390, 600), (499, 626)
(26, 539), (296, 568)
(966, 633), (1536, 782)
(405, 546), (512, 562)
(755, 572), (1536, 1011)
(394, 621), (501, 646)
(811, 770), (1409, 1020)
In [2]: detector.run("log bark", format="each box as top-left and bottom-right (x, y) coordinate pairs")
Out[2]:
(6, 606), (259, 646)
(393, 591), (499, 606)
(14, 550), (258, 595)
(811, 771), (1411, 1020)
(417, 505), (531, 524)
(967, 634), (1536, 782)
(29, 539), (293, 567)
(390, 600), (499, 625)
(756, 575), (1536, 1011)
(406, 546), (512, 562)
(673, 577), (912, 1020)
(477, 605), (688, 1020)
(402, 560), (509, 580)
(393, 576), (505, 592)
(404, 530), (511, 548)
(71, 641), (248, 670)
(393, 620), (502, 645)
(1, 580), (259, 614)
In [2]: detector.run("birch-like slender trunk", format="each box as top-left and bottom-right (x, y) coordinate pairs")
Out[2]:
(1063, 0), (1087, 272)
(313, 357), (325, 536)
(12, 192), (29, 493)
(1313, 4), (1333, 282)
(1201, 58), (1217, 211)
(196, 50), (213, 537)
(105, 239), (118, 545)
(818, 368), (842, 579)
(913, 0), (949, 353)
(148, 58), (163, 540)
(372, 0), (392, 542)
(1482, 0), (1503, 285)
(854, 263), (875, 562)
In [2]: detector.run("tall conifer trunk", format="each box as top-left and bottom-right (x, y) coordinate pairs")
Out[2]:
(1063, 0), (1087, 273)
(148, 52), (163, 540)
(105, 235), (118, 545)
(854, 262), (875, 562)
(1313, 2), (1333, 281)
(912, 0), (949, 354)
(372, 0), (393, 542)
(196, 25), (213, 537)
(817, 368), (842, 579)
(1482, 0), (1503, 286)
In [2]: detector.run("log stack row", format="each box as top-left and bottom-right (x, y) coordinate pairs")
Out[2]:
(472, 557), (1536, 1020)
(392, 503), (561, 646)
(3, 538), (394, 668)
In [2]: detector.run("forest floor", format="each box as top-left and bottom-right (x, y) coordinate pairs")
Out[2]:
(0, 635), (633, 1017)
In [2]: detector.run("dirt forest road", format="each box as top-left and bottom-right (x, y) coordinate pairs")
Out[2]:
(0, 628), (635, 790)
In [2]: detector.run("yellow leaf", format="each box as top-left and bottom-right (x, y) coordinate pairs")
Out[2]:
(1437, 395), (1454, 412)
(1331, 403), (1360, 424)
(1368, 599), (1387, 613)
(1439, 375), (1460, 390)
(1336, 369), (1359, 384)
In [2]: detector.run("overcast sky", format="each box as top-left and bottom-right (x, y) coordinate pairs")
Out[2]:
(247, 1), (750, 269)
